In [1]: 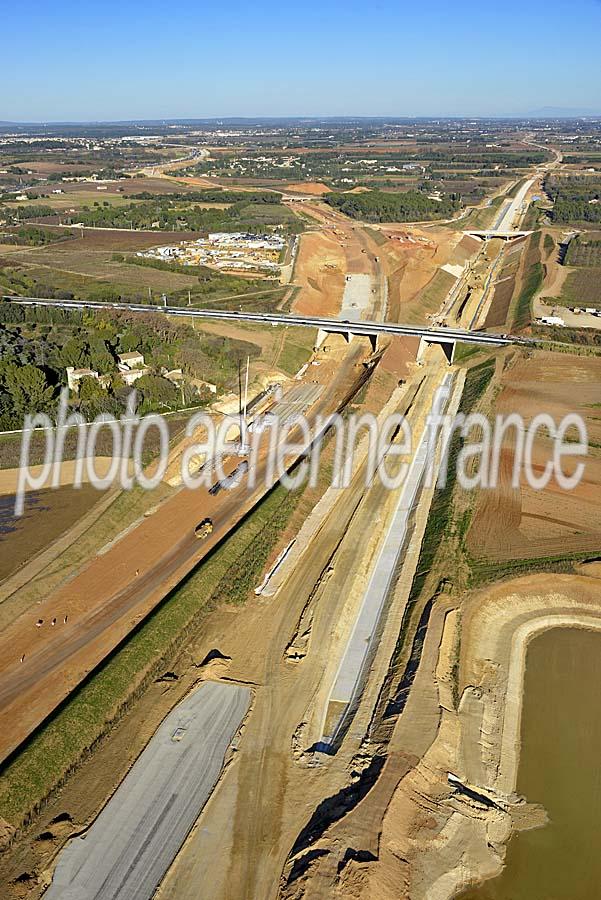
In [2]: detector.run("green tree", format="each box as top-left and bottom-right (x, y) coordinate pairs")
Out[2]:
(88, 339), (114, 374)
(136, 374), (178, 410)
(3, 364), (55, 419)
(61, 336), (89, 369)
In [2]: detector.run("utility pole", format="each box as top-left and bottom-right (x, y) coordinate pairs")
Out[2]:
(240, 355), (250, 454)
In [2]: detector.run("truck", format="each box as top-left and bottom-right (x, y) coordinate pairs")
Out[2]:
(194, 518), (214, 540)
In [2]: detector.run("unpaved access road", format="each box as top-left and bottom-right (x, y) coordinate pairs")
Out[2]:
(0, 345), (370, 765)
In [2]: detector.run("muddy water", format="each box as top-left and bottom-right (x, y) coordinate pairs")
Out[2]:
(461, 626), (601, 900)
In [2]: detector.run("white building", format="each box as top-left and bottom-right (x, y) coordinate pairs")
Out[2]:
(66, 367), (99, 392)
(117, 351), (145, 369)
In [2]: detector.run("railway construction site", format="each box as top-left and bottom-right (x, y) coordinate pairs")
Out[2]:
(1, 120), (601, 900)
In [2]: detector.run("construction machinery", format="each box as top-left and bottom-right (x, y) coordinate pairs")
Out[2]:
(194, 518), (214, 540)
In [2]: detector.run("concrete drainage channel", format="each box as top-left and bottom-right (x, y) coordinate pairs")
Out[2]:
(316, 372), (457, 752)
(43, 681), (251, 900)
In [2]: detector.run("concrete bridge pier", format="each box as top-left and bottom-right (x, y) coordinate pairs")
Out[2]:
(314, 327), (329, 350)
(314, 327), (378, 353)
(417, 336), (456, 365)
(366, 333), (378, 353)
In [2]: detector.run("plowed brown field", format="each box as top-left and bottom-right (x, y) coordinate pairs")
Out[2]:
(468, 352), (601, 561)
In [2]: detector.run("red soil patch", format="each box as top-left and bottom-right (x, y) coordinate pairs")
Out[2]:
(285, 182), (332, 196)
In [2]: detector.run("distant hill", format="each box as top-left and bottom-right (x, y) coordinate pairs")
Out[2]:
(527, 107), (601, 118)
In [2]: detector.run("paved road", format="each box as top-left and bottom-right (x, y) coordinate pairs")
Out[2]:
(494, 178), (535, 233)
(45, 681), (251, 900)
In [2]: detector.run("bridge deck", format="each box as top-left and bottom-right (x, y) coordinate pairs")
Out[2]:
(5, 297), (522, 348)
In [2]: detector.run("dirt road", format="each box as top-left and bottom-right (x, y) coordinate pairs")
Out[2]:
(158, 354), (453, 900)
(0, 346), (371, 765)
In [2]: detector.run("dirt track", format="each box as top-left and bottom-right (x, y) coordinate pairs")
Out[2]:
(157, 355), (453, 900)
(0, 346), (371, 765)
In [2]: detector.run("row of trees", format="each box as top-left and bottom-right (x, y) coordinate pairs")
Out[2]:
(0, 225), (73, 246)
(564, 235), (601, 267)
(129, 189), (281, 204)
(1, 204), (55, 222)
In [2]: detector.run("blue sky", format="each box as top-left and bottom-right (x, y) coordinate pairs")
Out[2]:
(4, 0), (601, 120)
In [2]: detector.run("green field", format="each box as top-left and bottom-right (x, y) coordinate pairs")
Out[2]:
(559, 268), (601, 308)
(0, 240), (290, 311)
(564, 233), (601, 267)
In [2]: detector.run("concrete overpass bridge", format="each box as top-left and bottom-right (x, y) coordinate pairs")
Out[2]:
(6, 297), (526, 364)
(464, 230), (532, 241)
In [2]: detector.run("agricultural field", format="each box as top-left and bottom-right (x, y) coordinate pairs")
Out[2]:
(540, 232), (601, 309)
(466, 352), (601, 576)
(2, 191), (302, 235)
(186, 139), (547, 189)
(559, 268), (601, 308)
(0, 485), (101, 581)
(564, 232), (601, 266)
(0, 225), (290, 310)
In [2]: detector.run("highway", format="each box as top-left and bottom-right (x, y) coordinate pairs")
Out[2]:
(463, 178), (536, 241)
(494, 177), (535, 233)
(6, 297), (521, 347)
(45, 681), (250, 900)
